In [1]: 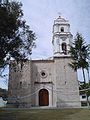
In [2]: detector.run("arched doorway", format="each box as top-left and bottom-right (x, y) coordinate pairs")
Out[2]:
(39, 89), (49, 106)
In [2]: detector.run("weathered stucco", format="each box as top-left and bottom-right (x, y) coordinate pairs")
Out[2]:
(8, 16), (81, 108)
(8, 57), (81, 108)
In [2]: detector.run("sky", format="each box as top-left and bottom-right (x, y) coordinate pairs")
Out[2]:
(21, 0), (90, 59)
(0, 0), (90, 89)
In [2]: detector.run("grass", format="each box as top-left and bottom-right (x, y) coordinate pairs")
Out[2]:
(0, 108), (90, 120)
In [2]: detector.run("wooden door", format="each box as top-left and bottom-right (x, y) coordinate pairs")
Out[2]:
(39, 89), (49, 106)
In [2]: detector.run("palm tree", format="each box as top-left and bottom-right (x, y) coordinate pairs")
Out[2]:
(69, 32), (90, 84)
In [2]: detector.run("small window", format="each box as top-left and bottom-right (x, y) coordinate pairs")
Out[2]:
(61, 27), (64, 32)
(81, 102), (87, 106)
(20, 81), (22, 87)
(41, 72), (46, 76)
(40, 70), (47, 78)
(82, 95), (86, 99)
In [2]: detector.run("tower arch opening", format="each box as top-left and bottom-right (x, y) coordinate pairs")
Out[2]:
(61, 27), (64, 32)
(62, 42), (67, 54)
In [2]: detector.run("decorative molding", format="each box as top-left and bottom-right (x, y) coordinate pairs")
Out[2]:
(40, 70), (47, 78)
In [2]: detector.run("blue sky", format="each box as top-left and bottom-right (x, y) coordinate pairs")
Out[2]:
(21, 0), (90, 59)
(22, 0), (90, 82)
(0, 0), (90, 89)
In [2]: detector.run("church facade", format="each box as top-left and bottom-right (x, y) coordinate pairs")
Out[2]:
(8, 16), (81, 108)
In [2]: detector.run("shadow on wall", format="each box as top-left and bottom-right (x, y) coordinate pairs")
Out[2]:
(0, 97), (7, 107)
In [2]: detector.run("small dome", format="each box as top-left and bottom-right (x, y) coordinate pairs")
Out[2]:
(54, 16), (69, 25)
(56, 16), (67, 22)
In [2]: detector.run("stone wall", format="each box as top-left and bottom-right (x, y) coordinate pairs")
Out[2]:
(8, 60), (32, 107)
(8, 58), (81, 108)
(31, 60), (57, 107)
(54, 57), (81, 107)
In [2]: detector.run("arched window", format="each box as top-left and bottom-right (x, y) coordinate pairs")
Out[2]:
(20, 81), (22, 88)
(61, 27), (64, 32)
(62, 43), (67, 54)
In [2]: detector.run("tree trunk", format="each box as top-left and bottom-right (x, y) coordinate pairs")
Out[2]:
(82, 68), (86, 84)
(86, 94), (89, 108)
(87, 68), (90, 82)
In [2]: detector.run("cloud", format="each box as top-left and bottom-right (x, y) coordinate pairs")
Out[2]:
(1, 0), (90, 88)
(21, 0), (90, 84)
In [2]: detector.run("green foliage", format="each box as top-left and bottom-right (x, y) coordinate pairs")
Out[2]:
(79, 82), (90, 97)
(80, 82), (90, 89)
(69, 32), (90, 83)
(0, 0), (36, 74)
(69, 33), (89, 70)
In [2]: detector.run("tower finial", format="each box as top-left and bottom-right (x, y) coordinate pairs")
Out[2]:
(58, 12), (61, 17)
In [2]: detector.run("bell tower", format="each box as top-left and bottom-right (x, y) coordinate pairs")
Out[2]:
(52, 16), (73, 57)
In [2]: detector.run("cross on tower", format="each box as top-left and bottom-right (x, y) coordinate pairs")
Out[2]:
(58, 12), (61, 17)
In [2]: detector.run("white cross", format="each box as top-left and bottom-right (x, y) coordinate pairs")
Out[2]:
(58, 12), (61, 17)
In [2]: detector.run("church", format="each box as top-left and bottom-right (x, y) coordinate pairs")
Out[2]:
(8, 16), (81, 108)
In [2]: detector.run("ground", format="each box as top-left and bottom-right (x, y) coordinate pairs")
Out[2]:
(0, 108), (90, 120)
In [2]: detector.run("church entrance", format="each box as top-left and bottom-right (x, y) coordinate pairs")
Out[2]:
(39, 89), (49, 106)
